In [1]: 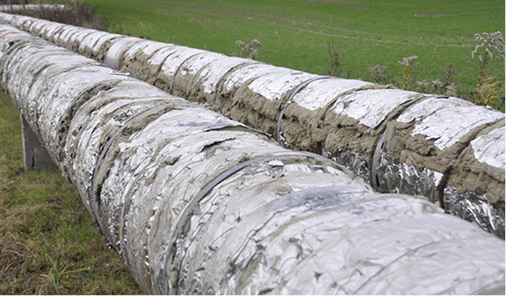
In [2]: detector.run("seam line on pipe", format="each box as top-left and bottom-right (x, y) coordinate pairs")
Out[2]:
(162, 150), (333, 294)
(90, 102), (175, 216)
(371, 129), (387, 191)
(171, 52), (205, 93)
(104, 36), (140, 70)
(276, 75), (330, 144)
(370, 94), (446, 192)
(213, 60), (258, 105)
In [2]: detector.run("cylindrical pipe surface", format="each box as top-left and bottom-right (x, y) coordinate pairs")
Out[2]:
(0, 12), (501, 238)
(0, 25), (504, 295)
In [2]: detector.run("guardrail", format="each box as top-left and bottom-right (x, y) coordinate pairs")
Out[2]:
(0, 24), (504, 294)
(0, 12), (502, 239)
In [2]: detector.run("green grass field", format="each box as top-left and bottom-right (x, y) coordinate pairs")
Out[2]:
(84, 0), (505, 107)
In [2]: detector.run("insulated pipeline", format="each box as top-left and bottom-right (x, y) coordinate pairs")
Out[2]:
(0, 13), (502, 239)
(0, 25), (504, 295)
(0, 13), (503, 238)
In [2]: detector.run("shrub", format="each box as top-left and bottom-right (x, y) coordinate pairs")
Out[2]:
(471, 31), (505, 109)
(232, 39), (262, 60)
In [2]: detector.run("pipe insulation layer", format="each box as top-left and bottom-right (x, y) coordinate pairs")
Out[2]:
(0, 13), (504, 239)
(2, 13), (503, 240)
(0, 25), (505, 295)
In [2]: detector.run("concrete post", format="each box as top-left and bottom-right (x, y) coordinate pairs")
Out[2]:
(20, 114), (57, 171)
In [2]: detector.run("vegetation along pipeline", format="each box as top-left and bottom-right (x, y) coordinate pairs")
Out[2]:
(0, 23), (504, 295)
(1, 12), (503, 239)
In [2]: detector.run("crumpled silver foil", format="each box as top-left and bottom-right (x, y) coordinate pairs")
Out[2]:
(1, 12), (504, 242)
(0, 23), (504, 295)
(444, 186), (505, 239)
(376, 152), (443, 203)
(322, 147), (370, 183)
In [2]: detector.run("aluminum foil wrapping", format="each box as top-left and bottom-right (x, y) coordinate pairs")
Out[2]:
(193, 56), (254, 100)
(104, 36), (142, 70)
(0, 4), (65, 12)
(385, 96), (505, 237)
(0, 26), (504, 295)
(376, 152), (443, 201)
(63, 79), (177, 216)
(442, 123), (506, 238)
(290, 77), (372, 111)
(175, 178), (503, 294)
(154, 45), (207, 92)
(171, 51), (226, 98)
(0, 14), (504, 240)
(119, 39), (173, 80)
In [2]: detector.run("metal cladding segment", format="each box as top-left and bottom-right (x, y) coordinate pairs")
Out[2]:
(395, 96), (504, 150)
(0, 10), (14, 24)
(0, 32), (66, 115)
(443, 122), (505, 238)
(174, 180), (504, 294)
(0, 4), (65, 12)
(140, 45), (181, 84)
(215, 64), (323, 136)
(98, 108), (288, 292)
(37, 21), (66, 43)
(66, 91), (190, 250)
(26, 18), (61, 40)
(64, 26), (101, 52)
(61, 79), (173, 202)
(290, 78), (372, 111)
(52, 23), (82, 47)
(279, 78), (373, 155)
(0, 23), (504, 295)
(309, 88), (419, 184)
(5, 13), (33, 30)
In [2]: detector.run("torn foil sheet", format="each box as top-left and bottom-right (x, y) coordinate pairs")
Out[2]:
(247, 70), (320, 101)
(322, 147), (370, 183)
(471, 126), (505, 169)
(397, 96), (504, 150)
(197, 57), (253, 95)
(444, 186), (505, 239)
(377, 152), (443, 203)
(330, 88), (418, 129)
(291, 78), (372, 111)
(220, 63), (290, 93)
(0, 22), (504, 295)
(104, 36), (141, 69)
